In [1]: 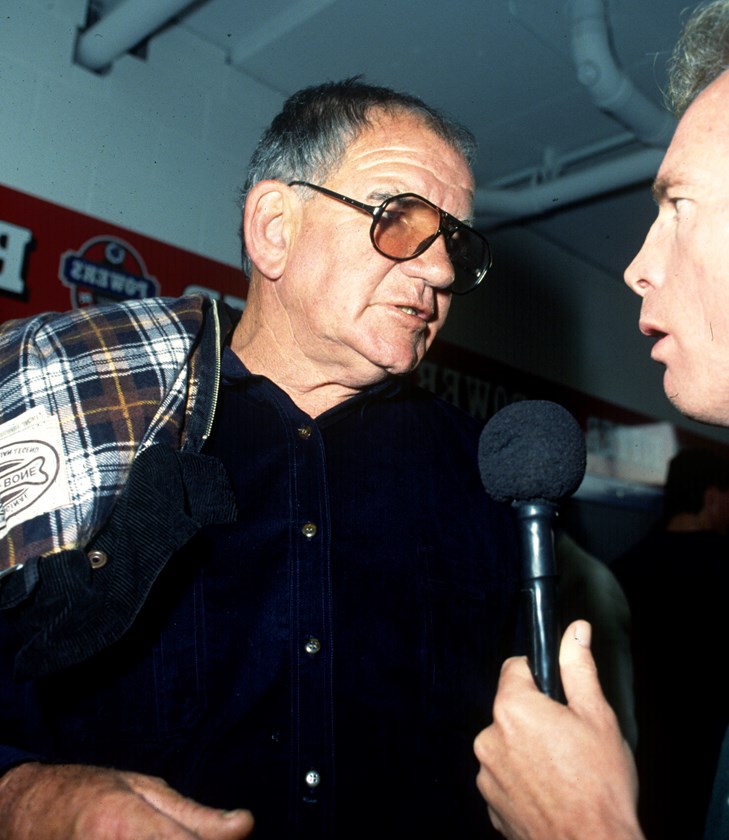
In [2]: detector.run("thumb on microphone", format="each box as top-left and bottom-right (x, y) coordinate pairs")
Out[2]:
(557, 619), (602, 708)
(558, 620), (625, 733)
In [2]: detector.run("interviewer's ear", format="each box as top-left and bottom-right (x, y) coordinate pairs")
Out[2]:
(243, 180), (297, 279)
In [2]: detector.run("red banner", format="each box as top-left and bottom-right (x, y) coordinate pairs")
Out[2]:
(0, 183), (247, 321)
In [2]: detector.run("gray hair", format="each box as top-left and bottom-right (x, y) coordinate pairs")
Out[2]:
(666, 0), (729, 117)
(238, 77), (477, 277)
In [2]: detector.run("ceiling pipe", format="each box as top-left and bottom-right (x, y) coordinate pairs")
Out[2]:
(75, 0), (197, 72)
(570, 0), (676, 148)
(475, 0), (675, 222)
(475, 147), (664, 220)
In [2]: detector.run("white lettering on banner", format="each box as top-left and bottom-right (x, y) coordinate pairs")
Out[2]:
(0, 219), (33, 296)
(464, 375), (511, 418)
(439, 367), (461, 406)
(63, 256), (154, 299)
(417, 360), (526, 419)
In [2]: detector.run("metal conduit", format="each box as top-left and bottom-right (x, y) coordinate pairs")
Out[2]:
(475, 0), (676, 221)
(75, 0), (196, 72)
(475, 147), (664, 220)
(570, 0), (676, 148)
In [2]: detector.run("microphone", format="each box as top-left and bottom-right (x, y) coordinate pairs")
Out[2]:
(478, 400), (586, 699)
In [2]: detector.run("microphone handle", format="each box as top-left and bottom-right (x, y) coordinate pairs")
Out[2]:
(513, 501), (562, 700)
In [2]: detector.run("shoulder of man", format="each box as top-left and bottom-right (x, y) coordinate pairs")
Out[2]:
(0, 294), (217, 575)
(400, 375), (484, 436)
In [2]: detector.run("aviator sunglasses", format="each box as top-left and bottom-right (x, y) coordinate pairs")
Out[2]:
(288, 181), (492, 295)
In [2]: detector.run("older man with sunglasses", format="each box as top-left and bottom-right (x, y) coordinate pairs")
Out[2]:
(0, 79), (518, 839)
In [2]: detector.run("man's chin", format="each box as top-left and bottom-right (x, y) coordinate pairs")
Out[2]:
(365, 340), (428, 378)
(667, 388), (729, 428)
(381, 350), (426, 378)
(666, 386), (692, 419)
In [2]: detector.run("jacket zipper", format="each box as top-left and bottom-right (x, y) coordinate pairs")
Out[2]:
(202, 300), (222, 441)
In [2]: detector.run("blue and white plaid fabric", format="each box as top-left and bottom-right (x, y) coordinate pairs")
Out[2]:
(0, 296), (208, 573)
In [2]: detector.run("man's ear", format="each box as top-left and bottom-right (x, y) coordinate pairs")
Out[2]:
(243, 180), (295, 279)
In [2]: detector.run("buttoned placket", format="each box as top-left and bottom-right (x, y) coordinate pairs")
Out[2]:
(290, 418), (335, 836)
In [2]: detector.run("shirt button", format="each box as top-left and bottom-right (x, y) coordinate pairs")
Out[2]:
(305, 637), (321, 655)
(305, 769), (321, 788)
(297, 424), (313, 440)
(87, 550), (108, 569)
(301, 521), (317, 539)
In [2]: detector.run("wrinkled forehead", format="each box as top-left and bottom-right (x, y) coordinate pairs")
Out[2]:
(335, 109), (475, 198)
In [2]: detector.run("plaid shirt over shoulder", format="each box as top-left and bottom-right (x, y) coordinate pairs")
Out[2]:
(0, 296), (209, 575)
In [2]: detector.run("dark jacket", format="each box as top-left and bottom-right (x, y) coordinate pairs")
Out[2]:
(0, 295), (239, 677)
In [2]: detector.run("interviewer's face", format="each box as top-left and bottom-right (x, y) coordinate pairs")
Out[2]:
(624, 71), (729, 426)
(282, 111), (474, 385)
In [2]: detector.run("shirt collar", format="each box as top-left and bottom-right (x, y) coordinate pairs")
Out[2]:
(220, 346), (403, 422)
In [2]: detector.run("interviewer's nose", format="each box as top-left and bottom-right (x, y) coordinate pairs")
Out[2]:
(624, 250), (647, 297)
(624, 220), (662, 298)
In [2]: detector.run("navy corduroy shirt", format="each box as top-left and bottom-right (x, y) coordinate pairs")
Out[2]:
(0, 348), (519, 839)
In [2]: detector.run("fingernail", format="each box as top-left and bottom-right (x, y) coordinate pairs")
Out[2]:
(574, 620), (592, 647)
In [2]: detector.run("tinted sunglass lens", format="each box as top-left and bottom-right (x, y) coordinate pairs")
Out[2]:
(373, 194), (490, 294)
(374, 196), (440, 259)
(444, 229), (485, 294)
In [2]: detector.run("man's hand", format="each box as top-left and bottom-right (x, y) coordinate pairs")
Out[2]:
(473, 620), (643, 840)
(0, 762), (255, 839)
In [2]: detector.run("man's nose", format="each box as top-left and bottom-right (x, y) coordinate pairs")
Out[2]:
(624, 220), (662, 298)
(624, 249), (648, 297)
(404, 234), (455, 290)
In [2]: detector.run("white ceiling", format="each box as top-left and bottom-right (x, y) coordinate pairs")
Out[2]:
(91, 0), (701, 281)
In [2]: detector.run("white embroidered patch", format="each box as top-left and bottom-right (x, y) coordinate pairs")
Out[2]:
(0, 407), (72, 540)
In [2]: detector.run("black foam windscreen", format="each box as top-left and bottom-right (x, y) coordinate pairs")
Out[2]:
(478, 400), (586, 503)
